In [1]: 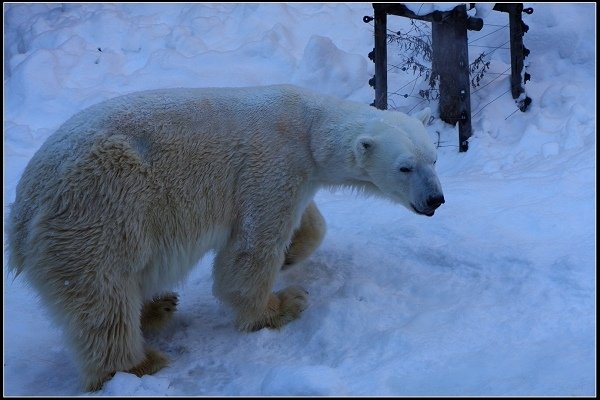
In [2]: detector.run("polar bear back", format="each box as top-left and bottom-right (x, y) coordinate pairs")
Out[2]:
(7, 84), (439, 292)
(7, 85), (328, 287)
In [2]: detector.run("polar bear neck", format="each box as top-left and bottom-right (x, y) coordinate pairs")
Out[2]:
(305, 97), (374, 188)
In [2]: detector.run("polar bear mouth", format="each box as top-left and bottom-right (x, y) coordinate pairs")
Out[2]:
(411, 204), (435, 217)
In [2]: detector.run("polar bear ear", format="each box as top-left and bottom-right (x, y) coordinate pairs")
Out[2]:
(354, 135), (374, 163)
(412, 107), (431, 125)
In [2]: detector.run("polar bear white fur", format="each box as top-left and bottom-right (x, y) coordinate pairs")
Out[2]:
(6, 84), (444, 391)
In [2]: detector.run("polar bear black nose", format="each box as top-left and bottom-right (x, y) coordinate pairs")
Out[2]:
(427, 195), (445, 209)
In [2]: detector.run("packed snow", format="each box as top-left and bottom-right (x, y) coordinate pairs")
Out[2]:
(3, 3), (596, 396)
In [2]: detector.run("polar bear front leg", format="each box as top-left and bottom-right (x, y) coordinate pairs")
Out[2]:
(212, 219), (308, 332)
(251, 285), (309, 331)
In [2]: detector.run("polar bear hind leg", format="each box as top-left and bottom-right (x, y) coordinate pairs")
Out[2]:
(283, 200), (326, 269)
(82, 291), (174, 391)
(140, 292), (179, 332)
(56, 274), (170, 392)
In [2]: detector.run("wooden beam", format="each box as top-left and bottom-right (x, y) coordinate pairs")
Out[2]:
(374, 3), (483, 31)
(493, 3), (532, 110)
(369, 3), (484, 151)
(431, 5), (472, 151)
(373, 5), (388, 109)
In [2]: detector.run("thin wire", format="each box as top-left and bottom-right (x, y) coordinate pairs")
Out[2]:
(504, 107), (521, 120)
(469, 45), (510, 49)
(409, 71), (421, 96)
(387, 23), (430, 38)
(468, 25), (508, 44)
(408, 98), (429, 113)
(369, 10), (519, 120)
(472, 88), (511, 117)
(388, 75), (421, 94)
(473, 40), (510, 58)
(471, 65), (512, 95)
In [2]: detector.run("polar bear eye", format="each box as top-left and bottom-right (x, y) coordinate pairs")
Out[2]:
(399, 167), (413, 173)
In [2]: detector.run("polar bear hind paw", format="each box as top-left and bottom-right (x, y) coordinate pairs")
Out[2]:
(83, 347), (169, 392)
(140, 292), (179, 332)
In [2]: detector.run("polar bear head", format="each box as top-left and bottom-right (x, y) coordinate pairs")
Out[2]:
(353, 108), (445, 216)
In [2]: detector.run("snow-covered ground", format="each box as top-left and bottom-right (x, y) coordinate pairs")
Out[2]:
(3, 3), (595, 396)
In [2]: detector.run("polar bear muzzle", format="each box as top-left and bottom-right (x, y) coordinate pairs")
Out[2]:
(411, 194), (445, 216)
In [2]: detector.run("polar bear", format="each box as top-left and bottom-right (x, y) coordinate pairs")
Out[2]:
(6, 84), (444, 391)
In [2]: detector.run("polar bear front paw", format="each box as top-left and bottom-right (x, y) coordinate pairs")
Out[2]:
(241, 285), (308, 332)
(271, 285), (309, 328)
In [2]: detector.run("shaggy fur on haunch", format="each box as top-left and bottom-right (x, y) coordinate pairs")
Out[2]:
(6, 84), (444, 391)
